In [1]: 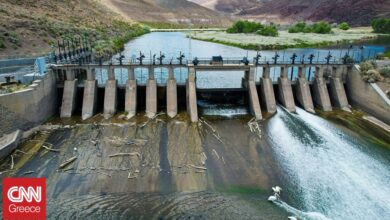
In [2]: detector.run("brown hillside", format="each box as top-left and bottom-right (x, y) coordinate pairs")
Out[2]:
(189, 0), (259, 14)
(239, 0), (390, 26)
(191, 0), (390, 26)
(103, 0), (232, 27)
(0, 0), (132, 57)
(0, 0), (230, 57)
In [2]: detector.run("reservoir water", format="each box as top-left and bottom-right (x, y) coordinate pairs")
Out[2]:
(96, 32), (386, 88)
(1, 32), (389, 220)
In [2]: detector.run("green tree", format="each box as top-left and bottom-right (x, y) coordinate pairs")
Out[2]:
(288, 21), (331, 34)
(257, 25), (279, 37)
(288, 22), (306, 33)
(312, 21), (332, 34)
(371, 18), (390, 34)
(226, 20), (263, 33)
(338, 22), (350, 30)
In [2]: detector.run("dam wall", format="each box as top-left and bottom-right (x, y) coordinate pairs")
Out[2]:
(52, 63), (390, 126)
(0, 71), (57, 137)
(345, 65), (390, 124)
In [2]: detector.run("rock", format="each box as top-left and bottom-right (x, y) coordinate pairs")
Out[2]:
(117, 114), (126, 120)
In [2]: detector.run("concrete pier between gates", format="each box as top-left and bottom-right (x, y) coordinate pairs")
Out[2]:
(277, 66), (296, 112)
(167, 67), (177, 118)
(295, 66), (315, 113)
(329, 66), (351, 111)
(125, 67), (137, 119)
(312, 66), (332, 111)
(104, 67), (117, 119)
(81, 68), (97, 120)
(82, 80), (97, 120)
(187, 66), (198, 122)
(260, 66), (277, 114)
(245, 67), (262, 120)
(60, 70), (77, 118)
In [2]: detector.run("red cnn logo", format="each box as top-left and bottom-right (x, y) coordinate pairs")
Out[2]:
(3, 178), (46, 220)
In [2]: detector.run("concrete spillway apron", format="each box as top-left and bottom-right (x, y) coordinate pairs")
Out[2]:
(82, 68), (98, 120)
(60, 70), (77, 118)
(187, 66), (198, 122)
(125, 67), (137, 119)
(295, 66), (315, 113)
(260, 66), (277, 114)
(245, 67), (262, 120)
(277, 66), (296, 112)
(167, 67), (177, 118)
(104, 67), (117, 119)
(329, 66), (351, 111)
(146, 67), (157, 118)
(312, 66), (332, 111)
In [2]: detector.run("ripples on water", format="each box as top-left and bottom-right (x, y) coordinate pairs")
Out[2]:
(47, 191), (281, 220)
(265, 107), (390, 220)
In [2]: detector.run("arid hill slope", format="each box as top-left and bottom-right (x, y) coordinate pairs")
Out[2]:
(0, 0), (136, 57)
(103, 0), (232, 27)
(191, 0), (390, 25)
(0, 0), (230, 57)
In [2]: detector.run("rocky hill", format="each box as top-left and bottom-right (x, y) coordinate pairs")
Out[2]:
(189, 0), (259, 14)
(191, 0), (390, 26)
(0, 0), (230, 57)
(0, 0), (147, 57)
(102, 0), (231, 28)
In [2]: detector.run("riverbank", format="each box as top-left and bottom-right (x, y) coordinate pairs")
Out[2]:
(190, 27), (382, 50)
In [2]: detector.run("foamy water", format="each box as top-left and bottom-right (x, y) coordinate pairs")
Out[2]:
(266, 107), (390, 220)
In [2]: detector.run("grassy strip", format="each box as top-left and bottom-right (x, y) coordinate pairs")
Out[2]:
(190, 28), (381, 50)
(190, 36), (368, 50)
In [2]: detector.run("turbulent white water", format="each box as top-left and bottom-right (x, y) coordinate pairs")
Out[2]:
(272, 199), (331, 220)
(202, 106), (249, 117)
(266, 107), (390, 220)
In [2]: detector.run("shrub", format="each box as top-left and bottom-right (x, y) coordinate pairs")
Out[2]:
(288, 22), (306, 33)
(288, 21), (331, 34)
(303, 26), (313, 33)
(362, 69), (383, 83)
(256, 25), (279, 37)
(338, 22), (350, 30)
(312, 21), (332, 34)
(227, 20), (263, 33)
(379, 66), (390, 77)
(359, 61), (375, 72)
(371, 18), (390, 34)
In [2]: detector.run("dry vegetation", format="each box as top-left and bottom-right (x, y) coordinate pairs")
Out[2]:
(191, 27), (380, 50)
(0, 0), (148, 57)
(105, 0), (231, 28)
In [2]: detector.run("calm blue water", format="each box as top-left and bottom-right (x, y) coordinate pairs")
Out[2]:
(94, 32), (386, 88)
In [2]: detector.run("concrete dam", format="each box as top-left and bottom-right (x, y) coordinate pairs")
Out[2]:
(53, 61), (353, 122)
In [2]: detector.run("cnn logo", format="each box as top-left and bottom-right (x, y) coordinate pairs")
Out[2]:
(3, 178), (46, 220)
(7, 186), (42, 203)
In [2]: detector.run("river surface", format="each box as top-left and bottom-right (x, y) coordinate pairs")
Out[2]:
(1, 32), (390, 220)
(96, 32), (387, 88)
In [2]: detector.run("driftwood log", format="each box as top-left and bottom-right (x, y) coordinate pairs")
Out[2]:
(58, 156), (77, 169)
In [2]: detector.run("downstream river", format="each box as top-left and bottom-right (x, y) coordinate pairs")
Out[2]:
(1, 32), (390, 220)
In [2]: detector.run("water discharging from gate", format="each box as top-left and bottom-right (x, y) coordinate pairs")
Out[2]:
(265, 107), (390, 220)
